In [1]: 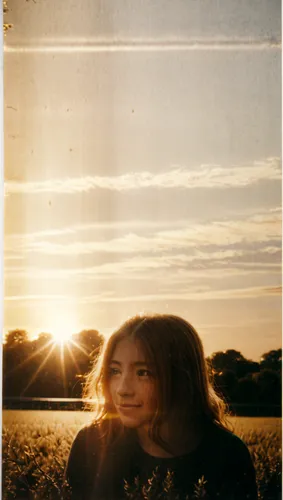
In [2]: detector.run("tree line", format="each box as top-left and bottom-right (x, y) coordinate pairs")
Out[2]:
(2, 329), (282, 412)
(207, 348), (281, 410)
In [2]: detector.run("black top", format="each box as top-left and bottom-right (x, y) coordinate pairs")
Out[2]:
(65, 421), (258, 500)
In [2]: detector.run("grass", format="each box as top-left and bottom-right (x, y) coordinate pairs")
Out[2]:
(2, 411), (282, 499)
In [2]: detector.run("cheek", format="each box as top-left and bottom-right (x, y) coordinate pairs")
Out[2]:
(144, 383), (158, 409)
(109, 378), (117, 396)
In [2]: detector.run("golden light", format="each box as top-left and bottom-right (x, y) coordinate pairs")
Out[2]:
(45, 313), (79, 346)
(52, 328), (73, 345)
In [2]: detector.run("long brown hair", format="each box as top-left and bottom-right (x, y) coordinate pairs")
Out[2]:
(83, 313), (230, 452)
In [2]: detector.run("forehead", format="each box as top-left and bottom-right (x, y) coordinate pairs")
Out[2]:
(111, 337), (147, 363)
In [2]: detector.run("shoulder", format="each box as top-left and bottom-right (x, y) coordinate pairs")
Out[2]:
(65, 421), (105, 495)
(205, 423), (254, 467)
(72, 421), (103, 447)
(67, 418), (125, 464)
(66, 421), (104, 472)
(66, 422), (137, 499)
(203, 424), (258, 499)
(208, 423), (249, 451)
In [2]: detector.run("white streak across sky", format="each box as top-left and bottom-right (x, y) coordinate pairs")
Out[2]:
(4, 37), (281, 53)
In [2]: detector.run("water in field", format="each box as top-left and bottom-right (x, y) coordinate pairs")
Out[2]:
(3, 410), (282, 436)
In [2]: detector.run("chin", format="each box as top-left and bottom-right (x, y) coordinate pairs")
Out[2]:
(119, 414), (142, 428)
(115, 406), (154, 429)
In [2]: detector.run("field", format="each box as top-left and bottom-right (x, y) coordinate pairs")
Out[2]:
(2, 411), (282, 499)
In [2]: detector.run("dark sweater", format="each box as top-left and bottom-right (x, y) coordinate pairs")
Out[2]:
(65, 421), (258, 500)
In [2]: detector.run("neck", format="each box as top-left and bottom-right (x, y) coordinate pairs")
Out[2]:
(137, 420), (203, 458)
(137, 426), (173, 457)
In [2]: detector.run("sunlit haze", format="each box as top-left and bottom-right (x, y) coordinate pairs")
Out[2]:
(3, 0), (281, 361)
(50, 329), (74, 346)
(44, 314), (79, 345)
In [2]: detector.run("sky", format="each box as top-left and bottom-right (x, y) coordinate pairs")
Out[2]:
(3, 0), (281, 360)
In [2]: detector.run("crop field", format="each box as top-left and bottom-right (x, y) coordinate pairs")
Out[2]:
(2, 411), (282, 499)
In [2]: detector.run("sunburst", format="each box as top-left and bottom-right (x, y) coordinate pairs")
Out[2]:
(47, 316), (78, 346)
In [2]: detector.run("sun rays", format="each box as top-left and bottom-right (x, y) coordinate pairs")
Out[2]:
(19, 333), (95, 397)
(21, 343), (57, 396)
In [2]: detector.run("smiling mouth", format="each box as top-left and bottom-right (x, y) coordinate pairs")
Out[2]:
(118, 404), (141, 408)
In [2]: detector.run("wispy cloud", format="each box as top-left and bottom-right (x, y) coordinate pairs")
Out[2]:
(5, 158), (280, 195)
(4, 219), (188, 242)
(5, 284), (282, 305)
(78, 285), (282, 302)
(4, 37), (281, 53)
(5, 207), (282, 243)
(4, 292), (113, 303)
(4, 250), (281, 283)
(6, 211), (280, 256)
(5, 294), (71, 302)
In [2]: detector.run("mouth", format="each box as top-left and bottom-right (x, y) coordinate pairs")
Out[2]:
(118, 404), (141, 408)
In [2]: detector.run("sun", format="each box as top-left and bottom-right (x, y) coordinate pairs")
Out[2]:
(46, 314), (79, 346)
(52, 328), (73, 345)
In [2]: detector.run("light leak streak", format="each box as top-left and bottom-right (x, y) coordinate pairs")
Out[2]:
(4, 39), (281, 54)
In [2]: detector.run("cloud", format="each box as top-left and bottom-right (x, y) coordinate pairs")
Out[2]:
(85, 284), (282, 302)
(258, 285), (282, 296)
(6, 211), (280, 256)
(4, 251), (281, 283)
(4, 294), (72, 302)
(5, 219), (187, 243)
(5, 158), (281, 195)
(4, 37), (281, 54)
(5, 284), (282, 305)
(260, 246), (282, 254)
(5, 206), (282, 244)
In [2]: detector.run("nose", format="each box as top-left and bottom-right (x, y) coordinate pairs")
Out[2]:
(117, 373), (135, 398)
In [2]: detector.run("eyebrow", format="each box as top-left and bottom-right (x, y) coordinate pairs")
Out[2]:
(110, 360), (152, 367)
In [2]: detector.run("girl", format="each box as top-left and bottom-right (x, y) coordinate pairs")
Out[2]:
(65, 314), (258, 500)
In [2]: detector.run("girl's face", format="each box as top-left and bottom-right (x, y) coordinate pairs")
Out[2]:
(108, 337), (157, 429)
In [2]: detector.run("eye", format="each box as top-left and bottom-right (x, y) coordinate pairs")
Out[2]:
(109, 367), (121, 376)
(137, 369), (153, 378)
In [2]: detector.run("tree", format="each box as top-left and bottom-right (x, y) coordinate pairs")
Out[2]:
(5, 329), (29, 347)
(260, 349), (282, 373)
(3, 330), (32, 397)
(234, 376), (259, 404)
(73, 329), (103, 356)
(210, 349), (244, 371)
(213, 369), (238, 402)
(33, 332), (54, 349)
(254, 369), (282, 405)
(209, 349), (259, 379)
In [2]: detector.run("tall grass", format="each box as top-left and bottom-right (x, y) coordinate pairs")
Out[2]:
(2, 413), (282, 499)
